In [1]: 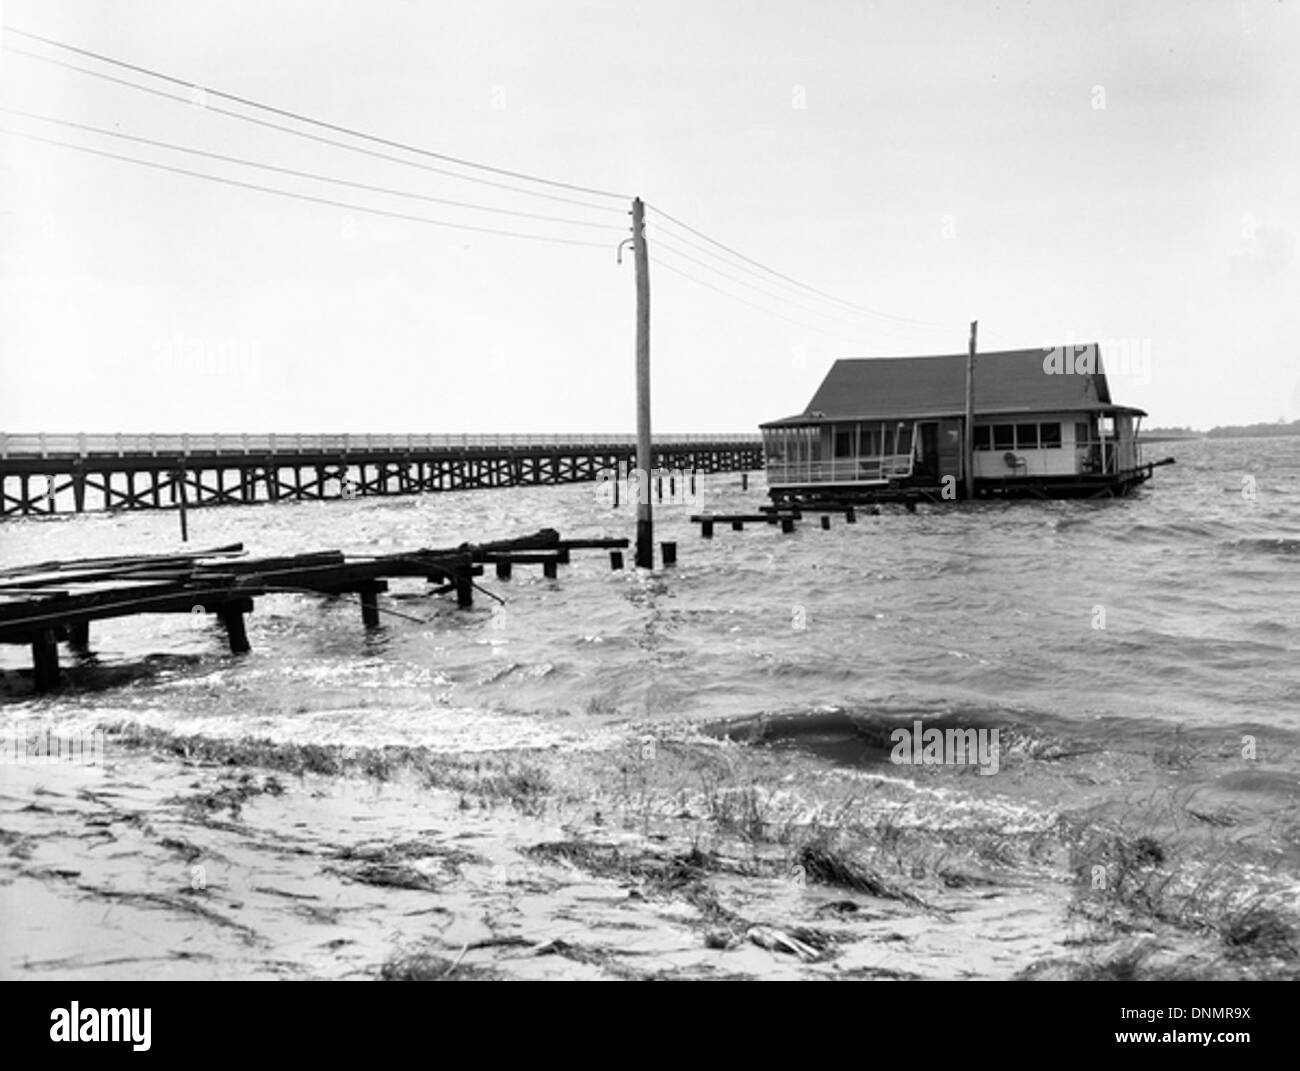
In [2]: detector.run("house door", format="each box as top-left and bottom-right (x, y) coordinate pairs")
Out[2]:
(937, 419), (963, 484)
(917, 420), (962, 484)
(916, 423), (939, 478)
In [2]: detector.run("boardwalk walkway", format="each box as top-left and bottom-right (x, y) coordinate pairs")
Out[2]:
(0, 433), (763, 516)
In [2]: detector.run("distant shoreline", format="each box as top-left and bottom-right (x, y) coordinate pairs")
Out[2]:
(1146, 423), (1300, 441)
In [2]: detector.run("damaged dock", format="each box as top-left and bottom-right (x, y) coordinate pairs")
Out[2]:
(0, 529), (628, 692)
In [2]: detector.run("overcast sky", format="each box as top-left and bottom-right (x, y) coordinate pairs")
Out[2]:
(1, 0), (1296, 433)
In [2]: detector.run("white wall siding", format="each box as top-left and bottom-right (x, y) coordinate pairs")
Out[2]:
(973, 413), (1082, 478)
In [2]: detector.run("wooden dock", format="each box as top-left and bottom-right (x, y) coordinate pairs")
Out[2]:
(689, 503), (886, 536)
(0, 432), (763, 516)
(0, 529), (628, 692)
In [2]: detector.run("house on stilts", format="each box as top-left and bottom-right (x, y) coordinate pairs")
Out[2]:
(760, 344), (1174, 506)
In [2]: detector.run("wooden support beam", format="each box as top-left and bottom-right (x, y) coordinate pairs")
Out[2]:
(67, 620), (90, 650)
(610, 550), (624, 570)
(455, 573), (474, 608)
(781, 517), (796, 533)
(661, 541), (677, 566)
(32, 629), (60, 691)
(219, 601), (252, 654)
(821, 515), (831, 530)
(495, 559), (512, 580)
(358, 582), (383, 629)
(542, 560), (558, 579)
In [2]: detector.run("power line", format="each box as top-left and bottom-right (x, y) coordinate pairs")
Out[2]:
(2, 45), (627, 215)
(1, 28), (967, 336)
(651, 215), (937, 339)
(647, 201), (965, 329)
(650, 218), (821, 299)
(0, 126), (612, 249)
(650, 255), (891, 349)
(652, 236), (934, 344)
(4, 25), (631, 201)
(0, 107), (625, 232)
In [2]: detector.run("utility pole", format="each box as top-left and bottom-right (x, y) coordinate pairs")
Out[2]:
(964, 320), (977, 501)
(632, 197), (653, 567)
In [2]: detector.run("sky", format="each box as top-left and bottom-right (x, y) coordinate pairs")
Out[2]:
(0, 0), (1296, 434)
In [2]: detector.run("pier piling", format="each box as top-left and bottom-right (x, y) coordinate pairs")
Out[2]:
(456, 574), (474, 608)
(219, 602), (252, 654)
(68, 621), (90, 650)
(358, 583), (383, 629)
(32, 629), (60, 691)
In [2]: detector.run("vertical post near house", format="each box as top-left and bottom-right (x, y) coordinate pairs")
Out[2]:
(964, 320), (977, 501)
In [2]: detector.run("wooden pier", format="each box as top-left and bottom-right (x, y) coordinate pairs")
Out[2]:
(0, 529), (627, 692)
(0, 432), (763, 517)
(690, 502), (888, 537)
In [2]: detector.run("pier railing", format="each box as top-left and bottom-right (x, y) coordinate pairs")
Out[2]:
(0, 432), (762, 459)
(0, 432), (766, 515)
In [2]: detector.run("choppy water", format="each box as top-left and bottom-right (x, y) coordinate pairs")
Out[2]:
(1, 438), (1298, 800)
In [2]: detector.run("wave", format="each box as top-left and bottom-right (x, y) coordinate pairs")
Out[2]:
(1223, 536), (1300, 556)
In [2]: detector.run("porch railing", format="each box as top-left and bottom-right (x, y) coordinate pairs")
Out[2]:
(1073, 438), (1143, 475)
(766, 453), (915, 486)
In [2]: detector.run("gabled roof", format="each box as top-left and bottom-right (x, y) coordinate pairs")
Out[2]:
(763, 346), (1145, 426)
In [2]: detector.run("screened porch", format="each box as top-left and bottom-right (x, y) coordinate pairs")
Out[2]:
(763, 421), (917, 487)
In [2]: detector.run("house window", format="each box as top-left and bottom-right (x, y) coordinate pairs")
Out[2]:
(809, 428), (826, 461)
(993, 424), (1015, 450)
(974, 426), (992, 451)
(895, 425), (913, 453)
(834, 430), (854, 457)
(1016, 424), (1039, 449)
(1039, 422), (1062, 448)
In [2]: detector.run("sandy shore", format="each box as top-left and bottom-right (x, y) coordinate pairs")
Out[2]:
(1, 721), (1296, 980)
